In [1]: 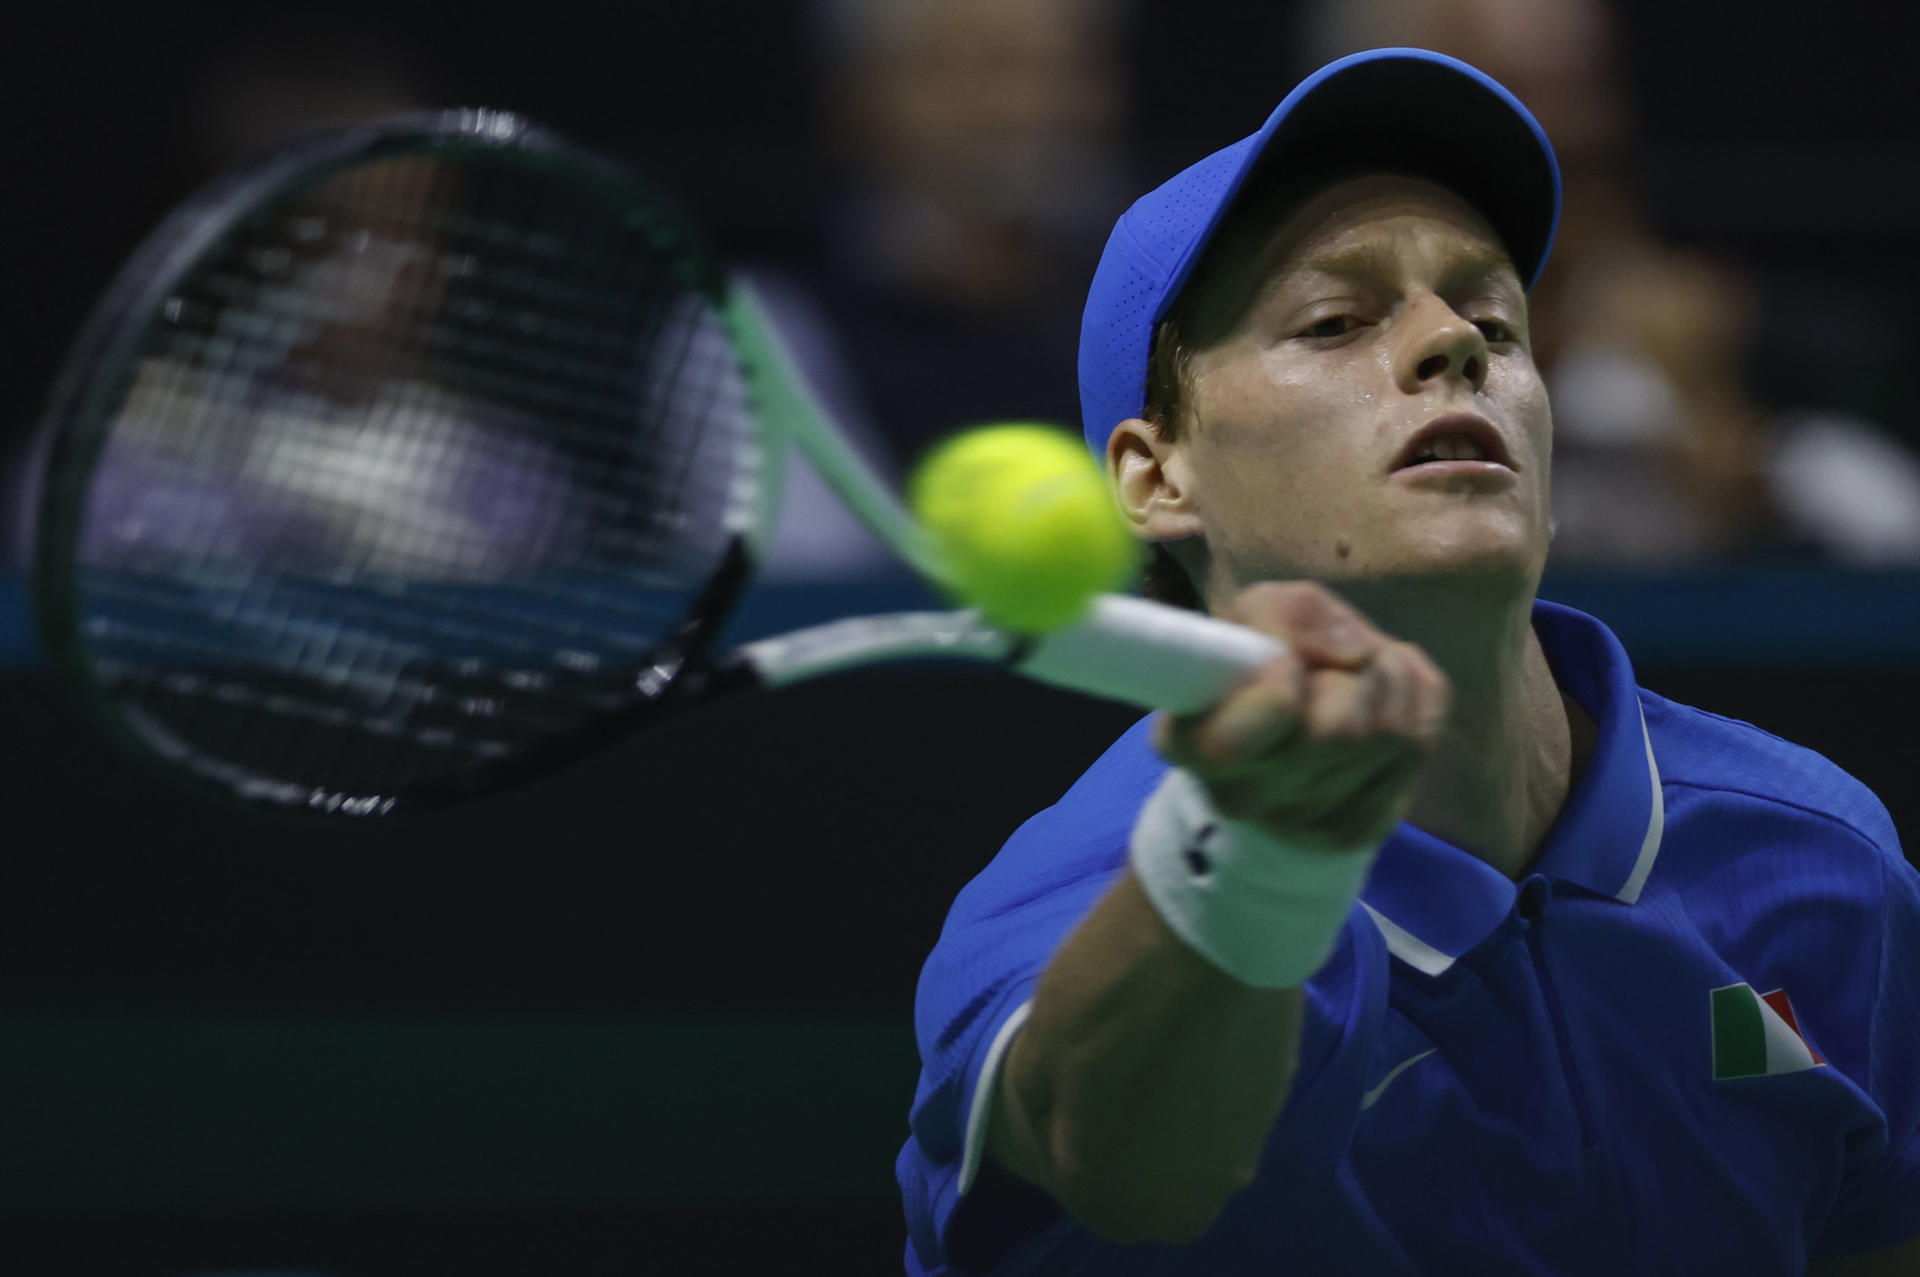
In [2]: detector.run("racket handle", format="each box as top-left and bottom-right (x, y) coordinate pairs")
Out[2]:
(1017, 595), (1285, 715)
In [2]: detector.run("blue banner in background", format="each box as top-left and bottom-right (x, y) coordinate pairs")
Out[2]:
(1540, 567), (1920, 666)
(1, 569), (1915, 671)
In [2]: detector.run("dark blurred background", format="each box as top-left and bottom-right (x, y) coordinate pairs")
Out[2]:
(3, 1), (1918, 1273)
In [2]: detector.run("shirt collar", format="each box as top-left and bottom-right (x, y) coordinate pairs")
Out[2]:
(1359, 600), (1666, 975)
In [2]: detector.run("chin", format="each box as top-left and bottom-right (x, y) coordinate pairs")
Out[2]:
(1226, 511), (1548, 596)
(1359, 508), (1548, 587)
(1408, 527), (1546, 587)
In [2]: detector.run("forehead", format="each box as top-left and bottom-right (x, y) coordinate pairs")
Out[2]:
(1178, 173), (1517, 336)
(1264, 174), (1511, 275)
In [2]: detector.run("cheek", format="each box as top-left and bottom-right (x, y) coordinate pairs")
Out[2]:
(1488, 359), (1555, 534)
(1501, 365), (1554, 481)
(1191, 349), (1372, 472)
(1491, 356), (1551, 436)
(1187, 354), (1378, 558)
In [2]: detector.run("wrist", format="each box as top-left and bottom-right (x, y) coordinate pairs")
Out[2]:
(1128, 767), (1381, 988)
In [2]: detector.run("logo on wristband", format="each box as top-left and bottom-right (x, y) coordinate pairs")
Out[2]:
(1184, 823), (1218, 877)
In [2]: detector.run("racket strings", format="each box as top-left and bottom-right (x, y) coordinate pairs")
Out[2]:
(156, 221), (721, 493)
(67, 144), (758, 802)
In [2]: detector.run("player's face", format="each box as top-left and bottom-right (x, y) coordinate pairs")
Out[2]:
(1169, 174), (1553, 598)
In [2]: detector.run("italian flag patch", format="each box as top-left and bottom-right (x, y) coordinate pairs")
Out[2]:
(1710, 983), (1826, 1080)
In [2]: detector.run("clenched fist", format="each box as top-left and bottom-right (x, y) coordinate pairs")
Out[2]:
(1155, 582), (1451, 849)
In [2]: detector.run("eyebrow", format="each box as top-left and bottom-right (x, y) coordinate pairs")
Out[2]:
(1282, 242), (1520, 293)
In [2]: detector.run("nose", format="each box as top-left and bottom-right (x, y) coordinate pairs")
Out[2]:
(1396, 295), (1488, 396)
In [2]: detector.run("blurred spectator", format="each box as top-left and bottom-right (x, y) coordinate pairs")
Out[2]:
(1303, 0), (1920, 568)
(0, 13), (901, 582)
(4, 18), (434, 577)
(807, 0), (1130, 455)
(740, 0), (1142, 580)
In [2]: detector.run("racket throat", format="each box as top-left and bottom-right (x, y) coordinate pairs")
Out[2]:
(642, 535), (756, 704)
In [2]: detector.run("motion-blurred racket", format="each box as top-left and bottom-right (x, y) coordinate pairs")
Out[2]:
(30, 110), (1279, 817)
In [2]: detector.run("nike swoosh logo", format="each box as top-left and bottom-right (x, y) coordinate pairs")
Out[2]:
(1360, 1048), (1437, 1110)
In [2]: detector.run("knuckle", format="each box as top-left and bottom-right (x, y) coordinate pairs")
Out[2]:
(1303, 674), (1367, 739)
(1293, 585), (1364, 633)
(1236, 580), (1351, 628)
(1385, 641), (1424, 678)
(1381, 646), (1425, 704)
(1252, 651), (1305, 699)
(1228, 582), (1300, 632)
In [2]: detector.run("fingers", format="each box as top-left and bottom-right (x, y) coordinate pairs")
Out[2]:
(1158, 580), (1405, 766)
(1167, 648), (1304, 764)
(1300, 665), (1382, 740)
(1159, 638), (1446, 768)
(1225, 581), (1381, 671)
(1153, 581), (1453, 846)
(1214, 583), (1447, 742)
(1310, 641), (1450, 747)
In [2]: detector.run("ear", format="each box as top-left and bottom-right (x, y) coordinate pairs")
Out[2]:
(1107, 417), (1206, 543)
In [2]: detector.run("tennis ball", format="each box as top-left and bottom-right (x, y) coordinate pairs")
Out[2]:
(909, 422), (1137, 633)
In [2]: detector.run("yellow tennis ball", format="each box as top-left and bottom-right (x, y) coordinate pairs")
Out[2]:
(909, 423), (1138, 632)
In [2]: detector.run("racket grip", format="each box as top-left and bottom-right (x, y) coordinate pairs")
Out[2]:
(1016, 594), (1285, 715)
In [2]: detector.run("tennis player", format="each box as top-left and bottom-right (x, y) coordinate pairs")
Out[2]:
(898, 49), (1920, 1275)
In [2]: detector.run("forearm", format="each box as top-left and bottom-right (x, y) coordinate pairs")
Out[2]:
(983, 585), (1437, 1245)
(989, 867), (1304, 1244)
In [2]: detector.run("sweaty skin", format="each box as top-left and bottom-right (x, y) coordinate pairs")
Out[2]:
(1113, 175), (1586, 877)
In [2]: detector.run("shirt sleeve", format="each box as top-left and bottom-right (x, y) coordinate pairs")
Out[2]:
(897, 720), (1161, 1275)
(1815, 833), (1920, 1258)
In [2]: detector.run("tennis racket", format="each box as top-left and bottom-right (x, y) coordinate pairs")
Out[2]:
(28, 109), (1281, 818)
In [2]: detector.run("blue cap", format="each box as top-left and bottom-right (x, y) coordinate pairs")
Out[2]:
(1078, 47), (1561, 456)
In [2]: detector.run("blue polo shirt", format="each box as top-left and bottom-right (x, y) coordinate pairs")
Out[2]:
(898, 601), (1920, 1275)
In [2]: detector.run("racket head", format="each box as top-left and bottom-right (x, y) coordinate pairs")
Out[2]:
(30, 109), (786, 817)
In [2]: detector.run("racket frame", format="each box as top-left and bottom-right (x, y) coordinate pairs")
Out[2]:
(29, 110), (771, 818)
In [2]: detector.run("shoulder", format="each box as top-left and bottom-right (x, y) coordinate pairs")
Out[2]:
(1635, 687), (1907, 988)
(942, 714), (1166, 927)
(1640, 688), (1901, 860)
(913, 715), (1166, 1045)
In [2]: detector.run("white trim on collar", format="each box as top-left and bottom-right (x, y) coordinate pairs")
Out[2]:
(1615, 704), (1665, 903)
(1359, 902), (1457, 976)
(1360, 699), (1666, 970)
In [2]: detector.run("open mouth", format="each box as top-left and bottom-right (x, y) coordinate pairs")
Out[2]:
(1393, 415), (1514, 472)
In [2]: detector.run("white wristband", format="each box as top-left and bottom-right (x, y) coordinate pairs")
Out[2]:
(1129, 768), (1381, 988)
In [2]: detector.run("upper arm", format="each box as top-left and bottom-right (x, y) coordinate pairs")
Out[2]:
(898, 798), (1141, 1271)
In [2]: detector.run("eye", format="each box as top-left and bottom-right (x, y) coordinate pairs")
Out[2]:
(1299, 315), (1357, 340)
(1474, 318), (1516, 344)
